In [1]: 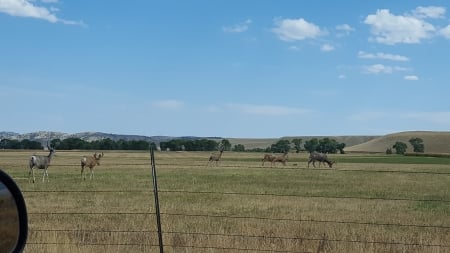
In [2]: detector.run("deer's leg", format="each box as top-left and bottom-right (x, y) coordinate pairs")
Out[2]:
(81, 166), (85, 180)
(90, 168), (94, 180)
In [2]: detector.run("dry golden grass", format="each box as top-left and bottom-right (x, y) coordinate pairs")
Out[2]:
(0, 150), (449, 253)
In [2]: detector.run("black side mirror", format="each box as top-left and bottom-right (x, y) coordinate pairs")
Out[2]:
(0, 169), (28, 253)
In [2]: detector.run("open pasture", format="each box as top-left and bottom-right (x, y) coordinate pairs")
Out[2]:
(1, 150), (449, 253)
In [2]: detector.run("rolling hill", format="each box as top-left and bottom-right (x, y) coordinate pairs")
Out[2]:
(1, 131), (449, 153)
(344, 131), (450, 153)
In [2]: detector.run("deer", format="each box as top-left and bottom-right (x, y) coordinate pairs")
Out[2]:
(207, 146), (224, 167)
(81, 152), (104, 180)
(308, 151), (335, 168)
(272, 151), (289, 167)
(28, 142), (56, 183)
(261, 154), (276, 166)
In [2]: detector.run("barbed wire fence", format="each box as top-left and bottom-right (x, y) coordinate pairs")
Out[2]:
(19, 151), (450, 253)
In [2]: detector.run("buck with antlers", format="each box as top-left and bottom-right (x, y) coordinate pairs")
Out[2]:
(207, 146), (224, 166)
(81, 152), (104, 180)
(307, 151), (335, 168)
(28, 142), (56, 183)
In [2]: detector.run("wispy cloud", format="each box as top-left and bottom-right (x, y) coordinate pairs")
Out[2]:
(321, 44), (334, 52)
(440, 25), (450, 39)
(227, 103), (310, 116)
(152, 99), (183, 110)
(358, 51), (409, 61)
(362, 64), (408, 74)
(335, 24), (355, 37)
(404, 75), (419, 81)
(0, 0), (84, 25)
(222, 19), (252, 33)
(403, 112), (450, 125)
(412, 6), (446, 19)
(272, 18), (326, 41)
(348, 111), (388, 122)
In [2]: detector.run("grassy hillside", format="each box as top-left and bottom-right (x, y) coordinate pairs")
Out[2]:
(345, 131), (450, 153)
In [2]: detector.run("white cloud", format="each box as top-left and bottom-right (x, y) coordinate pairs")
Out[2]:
(0, 0), (83, 25)
(363, 64), (408, 74)
(338, 74), (346, 79)
(363, 64), (393, 74)
(364, 9), (435, 44)
(335, 24), (355, 37)
(358, 51), (409, 61)
(336, 24), (354, 32)
(440, 25), (450, 39)
(404, 75), (419, 81)
(223, 19), (252, 33)
(412, 6), (446, 19)
(321, 44), (334, 52)
(153, 99), (183, 110)
(272, 18), (326, 41)
(227, 103), (310, 116)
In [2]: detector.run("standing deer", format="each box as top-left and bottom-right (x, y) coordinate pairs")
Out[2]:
(29, 142), (56, 183)
(308, 151), (335, 168)
(207, 147), (224, 166)
(81, 152), (104, 180)
(272, 151), (289, 167)
(261, 154), (276, 166)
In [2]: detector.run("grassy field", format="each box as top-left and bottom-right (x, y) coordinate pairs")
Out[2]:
(0, 150), (449, 253)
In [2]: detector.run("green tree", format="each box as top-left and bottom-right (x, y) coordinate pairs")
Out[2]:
(20, 139), (42, 149)
(393, 141), (407, 154)
(270, 139), (291, 153)
(232, 144), (245, 152)
(304, 138), (319, 153)
(220, 139), (232, 151)
(409, 138), (424, 153)
(318, 138), (338, 153)
(291, 138), (303, 153)
(336, 143), (346, 154)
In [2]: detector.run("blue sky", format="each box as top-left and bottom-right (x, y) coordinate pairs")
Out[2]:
(1, 1), (450, 138)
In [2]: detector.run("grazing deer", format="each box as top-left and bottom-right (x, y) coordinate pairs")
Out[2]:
(261, 154), (276, 166)
(29, 142), (56, 183)
(207, 147), (224, 166)
(81, 152), (104, 180)
(308, 151), (335, 168)
(272, 151), (289, 167)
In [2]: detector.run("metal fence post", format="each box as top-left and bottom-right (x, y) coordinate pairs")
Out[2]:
(150, 147), (164, 253)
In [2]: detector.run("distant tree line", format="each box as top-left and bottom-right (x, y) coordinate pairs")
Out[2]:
(0, 139), (43, 149)
(0, 138), (156, 150)
(1, 136), (347, 153)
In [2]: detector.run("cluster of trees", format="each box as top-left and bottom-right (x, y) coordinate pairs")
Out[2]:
(267, 138), (346, 154)
(159, 139), (231, 151)
(387, 138), (425, 154)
